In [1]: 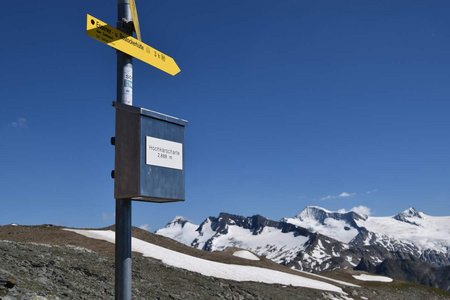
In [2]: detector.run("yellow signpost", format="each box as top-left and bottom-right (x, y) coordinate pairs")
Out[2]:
(129, 0), (141, 41)
(86, 14), (180, 76)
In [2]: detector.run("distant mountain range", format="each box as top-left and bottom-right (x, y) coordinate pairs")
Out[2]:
(156, 206), (450, 291)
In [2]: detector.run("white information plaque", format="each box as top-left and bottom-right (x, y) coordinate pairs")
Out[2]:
(146, 136), (183, 170)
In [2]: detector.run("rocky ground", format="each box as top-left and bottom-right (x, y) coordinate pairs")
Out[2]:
(1, 225), (449, 300)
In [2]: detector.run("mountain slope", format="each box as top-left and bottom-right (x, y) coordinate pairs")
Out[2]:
(1, 225), (450, 299)
(66, 229), (345, 293)
(156, 206), (450, 291)
(5, 225), (449, 299)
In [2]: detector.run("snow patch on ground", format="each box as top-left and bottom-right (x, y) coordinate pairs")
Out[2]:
(65, 245), (95, 253)
(65, 229), (345, 293)
(323, 292), (355, 300)
(352, 274), (393, 282)
(296, 270), (360, 287)
(233, 250), (260, 261)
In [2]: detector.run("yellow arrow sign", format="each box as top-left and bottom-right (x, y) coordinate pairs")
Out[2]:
(86, 14), (180, 76)
(129, 0), (141, 41)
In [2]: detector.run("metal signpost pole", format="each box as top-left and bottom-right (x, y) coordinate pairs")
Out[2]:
(85, 1), (181, 299)
(116, 0), (133, 299)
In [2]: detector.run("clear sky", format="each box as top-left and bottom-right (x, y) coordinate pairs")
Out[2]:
(1, 0), (450, 231)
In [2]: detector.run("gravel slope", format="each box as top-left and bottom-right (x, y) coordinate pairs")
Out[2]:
(0, 225), (449, 300)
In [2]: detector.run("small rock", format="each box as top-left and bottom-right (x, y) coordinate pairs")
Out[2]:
(0, 277), (16, 289)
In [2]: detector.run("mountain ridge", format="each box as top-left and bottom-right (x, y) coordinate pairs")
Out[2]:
(156, 206), (450, 291)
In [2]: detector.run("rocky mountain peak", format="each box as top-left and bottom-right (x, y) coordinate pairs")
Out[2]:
(397, 207), (423, 218)
(203, 212), (278, 235)
(295, 206), (331, 221)
(169, 216), (189, 225)
(393, 207), (424, 225)
(295, 206), (366, 225)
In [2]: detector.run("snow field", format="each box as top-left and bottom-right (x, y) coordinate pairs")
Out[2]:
(352, 274), (393, 282)
(204, 225), (308, 251)
(232, 250), (260, 261)
(284, 217), (359, 244)
(158, 220), (310, 264)
(154, 217), (199, 246)
(296, 270), (360, 287)
(65, 229), (345, 293)
(356, 215), (450, 251)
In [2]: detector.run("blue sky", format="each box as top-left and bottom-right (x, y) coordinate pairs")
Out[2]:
(1, 0), (450, 231)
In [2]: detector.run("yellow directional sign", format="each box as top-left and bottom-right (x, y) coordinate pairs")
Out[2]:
(129, 0), (141, 41)
(86, 14), (180, 76)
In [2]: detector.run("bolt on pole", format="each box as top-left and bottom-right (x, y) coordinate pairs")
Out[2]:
(115, 0), (133, 299)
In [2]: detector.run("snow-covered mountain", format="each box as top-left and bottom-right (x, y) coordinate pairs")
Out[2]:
(156, 206), (450, 291)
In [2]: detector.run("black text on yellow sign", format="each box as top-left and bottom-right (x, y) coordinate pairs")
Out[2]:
(86, 14), (180, 76)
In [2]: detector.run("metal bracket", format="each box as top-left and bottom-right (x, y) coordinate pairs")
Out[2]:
(117, 19), (134, 35)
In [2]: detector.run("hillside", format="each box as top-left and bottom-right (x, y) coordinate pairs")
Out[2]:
(1, 225), (450, 299)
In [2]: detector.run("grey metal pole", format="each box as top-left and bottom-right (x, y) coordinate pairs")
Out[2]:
(116, 0), (132, 299)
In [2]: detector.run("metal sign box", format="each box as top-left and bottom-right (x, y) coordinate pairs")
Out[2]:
(114, 102), (187, 202)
